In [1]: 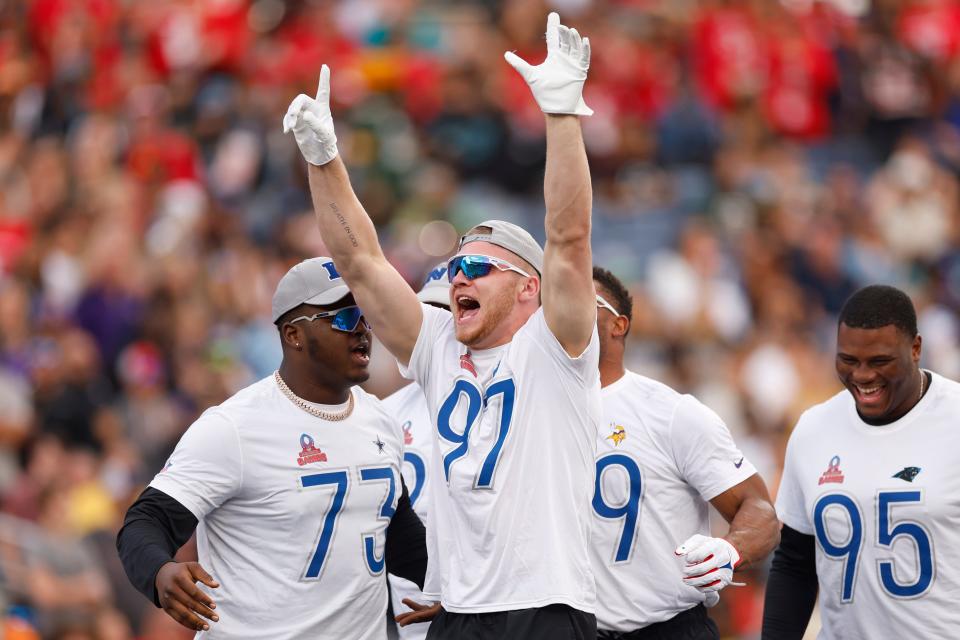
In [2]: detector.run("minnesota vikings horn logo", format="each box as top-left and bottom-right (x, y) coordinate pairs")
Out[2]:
(606, 425), (626, 446)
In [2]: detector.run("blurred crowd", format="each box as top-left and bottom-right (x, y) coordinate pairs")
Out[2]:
(2, 0), (960, 637)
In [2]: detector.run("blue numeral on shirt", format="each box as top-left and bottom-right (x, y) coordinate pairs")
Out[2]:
(592, 453), (643, 563)
(359, 467), (398, 574)
(437, 380), (482, 481)
(477, 379), (515, 488)
(437, 378), (516, 489)
(877, 490), (934, 598)
(813, 493), (863, 603)
(813, 490), (935, 602)
(403, 451), (426, 508)
(299, 467), (398, 580)
(299, 470), (349, 580)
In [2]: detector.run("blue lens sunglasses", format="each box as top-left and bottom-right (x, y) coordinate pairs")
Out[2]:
(447, 254), (533, 283)
(288, 305), (370, 333)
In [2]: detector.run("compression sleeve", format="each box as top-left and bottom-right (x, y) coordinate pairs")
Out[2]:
(761, 524), (818, 640)
(385, 479), (428, 590)
(116, 487), (199, 607)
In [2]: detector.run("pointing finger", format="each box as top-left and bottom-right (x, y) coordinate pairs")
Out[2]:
(316, 64), (331, 103)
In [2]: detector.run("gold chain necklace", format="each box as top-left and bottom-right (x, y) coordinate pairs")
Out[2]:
(274, 371), (354, 421)
(918, 369), (926, 402)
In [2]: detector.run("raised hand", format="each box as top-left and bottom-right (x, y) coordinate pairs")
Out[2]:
(282, 64), (339, 166)
(504, 12), (593, 116)
(675, 534), (746, 593)
(155, 560), (220, 631)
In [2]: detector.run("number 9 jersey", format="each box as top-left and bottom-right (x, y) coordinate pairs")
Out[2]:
(776, 371), (960, 639)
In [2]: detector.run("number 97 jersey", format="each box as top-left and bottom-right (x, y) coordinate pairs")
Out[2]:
(776, 371), (960, 639)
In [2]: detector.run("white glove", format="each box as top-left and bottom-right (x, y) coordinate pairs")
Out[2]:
(504, 12), (593, 116)
(674, 534), (746, 593)
(282, 64), (339, 166)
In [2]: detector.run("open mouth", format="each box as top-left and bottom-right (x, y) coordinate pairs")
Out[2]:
(852, 382), (885, 407)
(350, 342), (370, 365)
(456, 295), (481, 324)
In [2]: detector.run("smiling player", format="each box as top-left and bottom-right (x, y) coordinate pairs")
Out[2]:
(763, 285), (960, 639)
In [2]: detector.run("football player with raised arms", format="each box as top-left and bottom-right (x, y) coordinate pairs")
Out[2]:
(284, 12), (602, 639)
(763, 285), (960, 639)
(384, 263), (449, 640)
(116, 258), (426, 639)
(591, 267), (779, 640)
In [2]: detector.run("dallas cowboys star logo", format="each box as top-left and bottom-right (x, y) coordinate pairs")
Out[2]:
(374, 435), (385, 454)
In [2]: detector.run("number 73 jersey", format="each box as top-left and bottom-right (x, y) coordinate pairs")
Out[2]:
(776, 371), (960, 639)
(150, 376), (404, 640)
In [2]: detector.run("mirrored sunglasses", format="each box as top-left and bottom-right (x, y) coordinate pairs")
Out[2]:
(289, 305), (371, 333)
(447, 254), (533, 283)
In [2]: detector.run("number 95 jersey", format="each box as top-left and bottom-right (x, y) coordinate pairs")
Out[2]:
(776, 371), (960, 639)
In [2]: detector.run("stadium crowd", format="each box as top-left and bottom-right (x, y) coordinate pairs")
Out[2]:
(2, 0), (960, 637)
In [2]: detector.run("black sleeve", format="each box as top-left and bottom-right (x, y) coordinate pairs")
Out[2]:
(385, 478), (427, 591)
(761, 524), (819, 640)
(116, 487), (199, 607)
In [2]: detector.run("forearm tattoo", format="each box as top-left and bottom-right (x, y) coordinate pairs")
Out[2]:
(329, 202), (358, 248)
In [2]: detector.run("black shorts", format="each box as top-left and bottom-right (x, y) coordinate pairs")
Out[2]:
(426, 604), (597, 640)
(596, 605), (719, 640)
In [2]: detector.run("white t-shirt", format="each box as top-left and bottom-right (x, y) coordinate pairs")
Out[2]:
(150, 375), (404, 640)
(382, 382), (433, 640)
(777, 371), (960, 640)
(401, 304), (601, 613)
(592, 371), (756, 632)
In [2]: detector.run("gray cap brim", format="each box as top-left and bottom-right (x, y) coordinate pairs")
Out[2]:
(302, 284), (351, 307)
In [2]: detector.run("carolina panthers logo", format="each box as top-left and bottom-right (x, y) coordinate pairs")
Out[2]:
(606, 425), (626, 447)
(892, 466), (921, 482)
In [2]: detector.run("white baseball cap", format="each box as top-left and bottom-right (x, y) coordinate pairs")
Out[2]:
(416, 261), (450, 307)
(271, 257), (350, 323)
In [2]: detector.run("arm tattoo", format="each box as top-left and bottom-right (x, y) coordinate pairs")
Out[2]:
(329, 202), (359, 248)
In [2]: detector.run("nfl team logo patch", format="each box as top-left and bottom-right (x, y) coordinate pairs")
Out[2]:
(402, 421), (414, 445)
(606, 424), (626, 446)
(893, 466), (921, 482)
(818, 455), (845, 485)
(297, 433), (328, 466)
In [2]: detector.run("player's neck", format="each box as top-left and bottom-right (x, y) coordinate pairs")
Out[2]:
(599, 352), (626, 388)
(277, 362), (351, 405)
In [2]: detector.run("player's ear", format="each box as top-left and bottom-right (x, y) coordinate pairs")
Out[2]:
(912, 333), (922, 363)
(518, 276), (540, 303)
(612, 314), (630, 339)
(281, 322), (302, 349)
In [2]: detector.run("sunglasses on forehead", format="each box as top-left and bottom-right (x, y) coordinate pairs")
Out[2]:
(288, 305), (371, 333)
(447, 254), (533, 283)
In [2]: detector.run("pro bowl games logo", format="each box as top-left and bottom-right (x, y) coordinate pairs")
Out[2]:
(297, 433), (328, 466)
(402, 421), (413, 446)
(818, 455), (844, 485)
